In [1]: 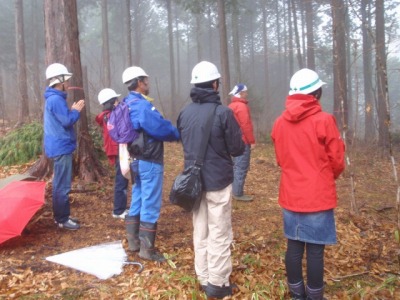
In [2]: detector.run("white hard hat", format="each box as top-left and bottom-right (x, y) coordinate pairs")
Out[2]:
(289, 68), (326, 95)
(98, 88), (121, 104)
(122, 66), (149, 84)
(191, 61), (221, 84)
(46, 63), (72, 86)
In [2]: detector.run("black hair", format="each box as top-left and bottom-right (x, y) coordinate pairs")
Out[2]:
(102, 98), (117, 111)
(309, 87), (322, 100)
(194, 79), (219, 89)
(127, 76), (147, 91)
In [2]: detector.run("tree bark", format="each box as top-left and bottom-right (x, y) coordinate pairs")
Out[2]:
(125, 0), (132, 66)
(291, 0), (303, 69)
(362, 0), (375, 141)
(101, 0), (110, 87)
(232, 3), (241, 83)
(217, 0), (230, 105)
(166, 0), (176, 120)
(331, 0), (348, 130)
(15, 0), (30, 127)
(375, 0), (390, 149)
(38, 0), (104, 182)
(305, 0), (315, 69)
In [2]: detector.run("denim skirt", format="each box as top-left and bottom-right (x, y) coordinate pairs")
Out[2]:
(282, 209), (337, 245)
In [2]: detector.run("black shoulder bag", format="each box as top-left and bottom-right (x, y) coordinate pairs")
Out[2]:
(169, 104), (217, 212)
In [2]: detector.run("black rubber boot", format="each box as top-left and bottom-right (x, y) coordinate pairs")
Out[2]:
(306, 285), (326, 300)
(138, 221), (166, 262)
(288, 281), (306, 300)
(204, 282), (237, 299)
(125, 215), (140, 252)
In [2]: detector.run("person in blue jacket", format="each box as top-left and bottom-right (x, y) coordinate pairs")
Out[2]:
(43, 63), (85, 231)
(122, 66), (180, 262)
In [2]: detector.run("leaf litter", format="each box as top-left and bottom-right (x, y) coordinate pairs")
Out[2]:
(0, 143), (400, 299)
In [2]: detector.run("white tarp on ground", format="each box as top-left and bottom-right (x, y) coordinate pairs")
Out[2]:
(46, 240), (128, 280)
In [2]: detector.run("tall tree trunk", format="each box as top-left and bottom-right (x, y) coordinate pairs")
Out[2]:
(305, 0), (315, 69)
(132, 0), (142, 65)
(217, 0), (230, 105)
(15, 0), (30, 127)
(125, 0), (132, 66)
(345, 2), (353, 130)
(31, 0), (42, 120)
(276, 0), (282, 80)
(262, 1), (271, 134)
(0, 74), (6, 128)
(175, 10), (181, 99)
(101, 0), (110, 87)
(362, 0), (375, 141)
(232, 5), (241, 83)
(39, 0), (104, 182)
(375, 0), (390, 149)
(287, 0), (294, 76)
(291, 0), (303, 69)
(195, 13), (203, 61)
(166, 0), (176, 120)
(332, 0), (348, 130)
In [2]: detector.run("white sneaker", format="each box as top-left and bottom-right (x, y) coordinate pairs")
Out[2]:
(112, 210), (128, 219)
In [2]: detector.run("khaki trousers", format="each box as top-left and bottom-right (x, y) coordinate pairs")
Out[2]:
(193, 184), (233, 287)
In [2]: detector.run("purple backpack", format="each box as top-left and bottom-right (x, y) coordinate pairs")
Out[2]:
(107, 100), (139, 143)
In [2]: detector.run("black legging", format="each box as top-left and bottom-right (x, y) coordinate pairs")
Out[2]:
(285, 239), (325, 289)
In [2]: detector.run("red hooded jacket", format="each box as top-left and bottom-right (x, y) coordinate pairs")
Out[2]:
(95, 110), (118, 165)
(228, 97), (255, 145)
(271, 94), (345, 212)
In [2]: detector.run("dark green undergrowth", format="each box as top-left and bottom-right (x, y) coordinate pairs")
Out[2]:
(0, 122), (104, 166)
(0, 122), (43, 166)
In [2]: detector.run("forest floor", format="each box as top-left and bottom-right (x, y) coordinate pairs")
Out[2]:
(1, 141), (400, 299)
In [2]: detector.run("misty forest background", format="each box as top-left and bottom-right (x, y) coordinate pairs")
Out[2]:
(1, 0), (400, 165)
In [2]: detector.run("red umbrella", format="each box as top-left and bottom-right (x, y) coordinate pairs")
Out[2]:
(0, 181), (46, 244)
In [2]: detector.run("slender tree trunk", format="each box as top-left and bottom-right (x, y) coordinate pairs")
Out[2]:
(217, 0), (230, 105)
(15, 0), (30, 127)
(287, 0), (294, 76)
(332, 0), (348, 130)
(32, 0), (42, 120)
(125, 0), (132, 66)
(299, 0), (307, 66)
(166, 0), (176, 120)
(262, 1), (271, 134)
(132, 0), (142, 65)
(362, 0), (375, 141)
(101, 0), (110, 87)
(305, 0), (315, 69)
(276, 0), (282, 78)
(375, 0), (390, 149)
(195, 13), (203, 61)
(291, 0), (303, 69)
(232, 6), (241, 83)
(0, 74), (6, 128)
(175, 11), (181, 99)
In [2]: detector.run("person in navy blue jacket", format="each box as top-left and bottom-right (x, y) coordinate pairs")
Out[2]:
(43, 63), (85, 231)
(122, 66), (180, 262)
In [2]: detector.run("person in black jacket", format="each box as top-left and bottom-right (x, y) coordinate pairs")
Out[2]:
(177, 61), (245, 299)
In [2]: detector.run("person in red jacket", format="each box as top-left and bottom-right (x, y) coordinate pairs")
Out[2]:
(95, 88), (129, 219)
(271, 69), (345, 300)
(228, 84), (256, 201)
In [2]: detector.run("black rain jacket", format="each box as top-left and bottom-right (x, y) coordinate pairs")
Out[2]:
(177, 87), (245, 191)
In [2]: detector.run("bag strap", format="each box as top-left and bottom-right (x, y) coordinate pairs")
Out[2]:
(195, 104), (218, 167)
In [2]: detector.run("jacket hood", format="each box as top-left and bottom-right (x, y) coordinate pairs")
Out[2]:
(44, 86), (67, 99)
(95, 110), (110, 126)
(231, 96), (248, 104)
(190, 87), (222, 104)
(283, 94), (322, 122)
